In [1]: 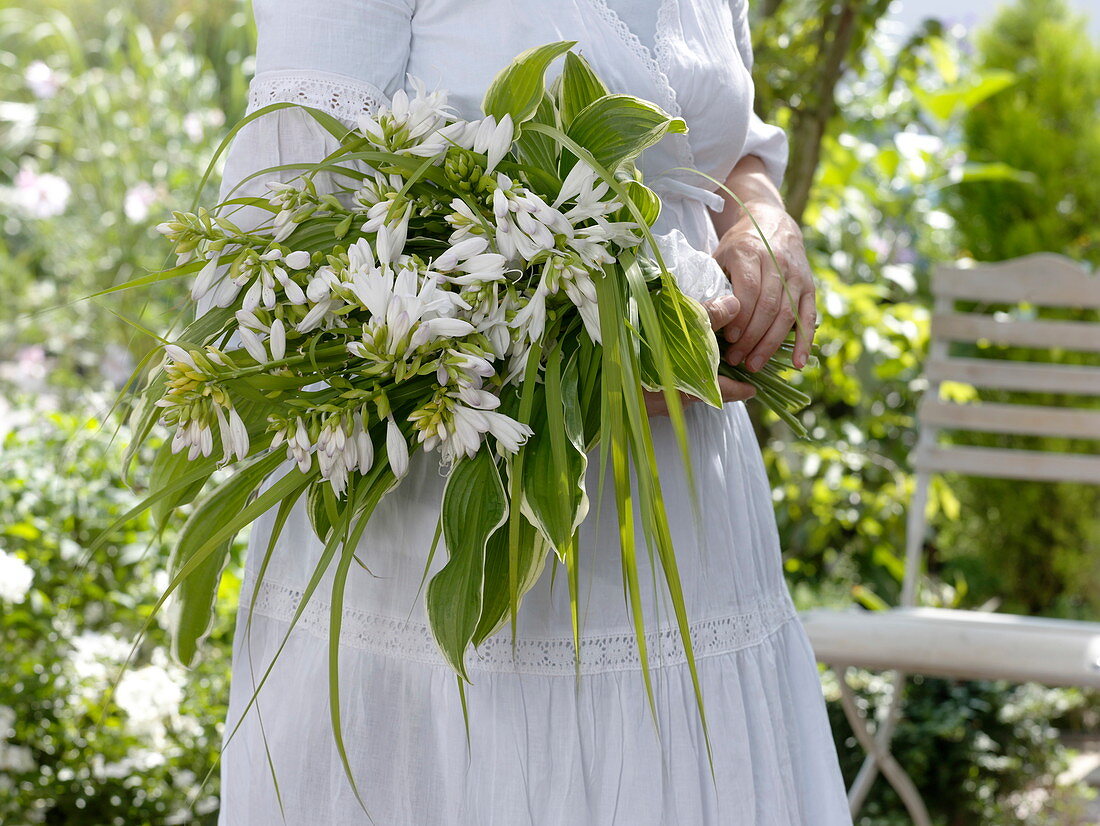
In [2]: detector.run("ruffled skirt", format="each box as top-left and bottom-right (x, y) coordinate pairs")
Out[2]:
(217, 401), (852, 825)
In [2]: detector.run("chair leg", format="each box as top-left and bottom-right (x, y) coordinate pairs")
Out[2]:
(835, 665), (932, 826)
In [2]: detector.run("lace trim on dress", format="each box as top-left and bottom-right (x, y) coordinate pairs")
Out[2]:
(247, 69), (388, 123)
(244, 574), (797, 676)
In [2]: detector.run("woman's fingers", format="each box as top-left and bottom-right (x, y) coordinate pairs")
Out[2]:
(793, 289), (817, 369)
(644, 377), (756, 417)
(717, 251), (760, 344)
(702, 294), (741, 331)
(718, 376), (756, 403)
(644, 389), (698, 417)
(726, 254), (783, 367)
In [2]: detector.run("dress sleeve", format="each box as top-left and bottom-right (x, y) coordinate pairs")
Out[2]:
(200, 0), (414, 317)
(730, 0), (789, 188)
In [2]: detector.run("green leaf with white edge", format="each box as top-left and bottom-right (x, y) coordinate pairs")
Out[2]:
(170, 449), (287, 666)
(565, 94), (687, 173)
(616, 179), (661, 227)
(426, 446), (509, 680)
(559, 51), (609, 129)
(516, 91), (562, 183)
(637, 278), (723, 407)
(482, 41), (576, 124)
(520, 348), (589, 559)
(471, 516), (549, 647)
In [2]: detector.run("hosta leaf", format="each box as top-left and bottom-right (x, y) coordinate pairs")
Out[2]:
(515, 91), (562, 185)
(565, 94), (687, 173)
(472, 516), (549, 647)
(558, 51), (609, 128)
(482, 41), (576, 124)
(638, 279), (723, 407)
(520, 348), (589, 559)
(426, 446), (509, 680)
(170, 449), (287, 666)
(618, 179), (661, 227)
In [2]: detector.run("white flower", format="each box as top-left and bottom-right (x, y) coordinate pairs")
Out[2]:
(269, 318), (286, 360)
(115, 660), (184, 739)
(0, 549), (33, 603)
(287, 417), (314, 473)
(123, 181), (159, 222)
(432, 236), (488, 272)
(190, 256), (221, 302)
(284, 250), (311, 269)
(386, 416), (409, 479)
(237, 325), (268, 363)
(214, 404), (250, 463)
(474, 113), (514, 173)
(24, 60), (59, 99)
(12, 166), (70, 218)
(0, 743), (35, 774)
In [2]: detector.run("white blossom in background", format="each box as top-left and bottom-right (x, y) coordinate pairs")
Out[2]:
(114, 650), (186, 741)
(11, 166), (70, 219)
(0, 744), (35, 774)
(24, 60), (60, 99)
(0, 549), (33, 603)
(124, 181), (160, 222)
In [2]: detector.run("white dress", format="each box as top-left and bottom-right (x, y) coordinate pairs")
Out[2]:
(216, 1), (852, 824)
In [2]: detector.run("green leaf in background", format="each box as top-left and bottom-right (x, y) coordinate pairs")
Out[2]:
(558, 51), (609, 128)
(169, 449), (287, 666)
(482, 41), (576, 124)
(426, 446), (509, 680)
(638, 279), (723, 408)
(520, 347), (589, 560)
(913, 69), (1016, 122)
(565, 95), (687, 173)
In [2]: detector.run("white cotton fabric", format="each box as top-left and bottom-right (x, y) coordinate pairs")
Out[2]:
(215, 1), (851, 824)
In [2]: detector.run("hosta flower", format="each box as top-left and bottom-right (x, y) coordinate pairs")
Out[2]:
(357, 77), (452, 158)
(410, 385), (532, 465)
(385, 416), (410, 478)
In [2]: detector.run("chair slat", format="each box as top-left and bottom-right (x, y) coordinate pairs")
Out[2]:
(920, 398), (1100, 439)
(801, 607), (1100, 688)
(914, 444), (1100, 484)
(932, 313), (1100, 352)
(932, 255), (1100, 308)
(926, 356), (1100, 395)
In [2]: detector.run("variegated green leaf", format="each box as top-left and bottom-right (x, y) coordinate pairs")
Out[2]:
(170, 449), (287, 666)
(426, 446), (509, 680)
(638, 279), (723, 407)
(565, 94), (687, 172)
(520, 348), (589, 559)
(558, 51), (609, 128)
(482, 41), (575, 124)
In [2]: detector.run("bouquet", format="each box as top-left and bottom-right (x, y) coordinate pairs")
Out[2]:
(93, 43), (809, 780)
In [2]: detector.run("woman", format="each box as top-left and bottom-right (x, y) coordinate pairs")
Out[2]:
(215, 1), (851, 823)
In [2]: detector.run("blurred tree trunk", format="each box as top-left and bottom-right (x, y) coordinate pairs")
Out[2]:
(755, 0), (894, 225)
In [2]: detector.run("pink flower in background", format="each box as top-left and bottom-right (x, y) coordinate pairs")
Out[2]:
(24, 60), (60, 99)
(12, 166), (70, 218)
(124, 181), (160, 222)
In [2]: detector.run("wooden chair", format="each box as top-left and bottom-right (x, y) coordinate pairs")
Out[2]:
(800, 254), (1100, 824)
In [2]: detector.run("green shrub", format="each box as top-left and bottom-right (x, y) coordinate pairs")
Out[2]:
(825, 669), (1094, 825)
(0, 398), (236, 824)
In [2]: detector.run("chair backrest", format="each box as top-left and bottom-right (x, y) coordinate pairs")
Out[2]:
(901, 253), (1100, 605)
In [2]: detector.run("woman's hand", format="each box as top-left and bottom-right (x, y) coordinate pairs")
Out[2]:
(643, 294), (757, 417)
(712, 200), (816, 372)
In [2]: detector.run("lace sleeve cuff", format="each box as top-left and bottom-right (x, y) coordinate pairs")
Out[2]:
(246, 69), (389, 124)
